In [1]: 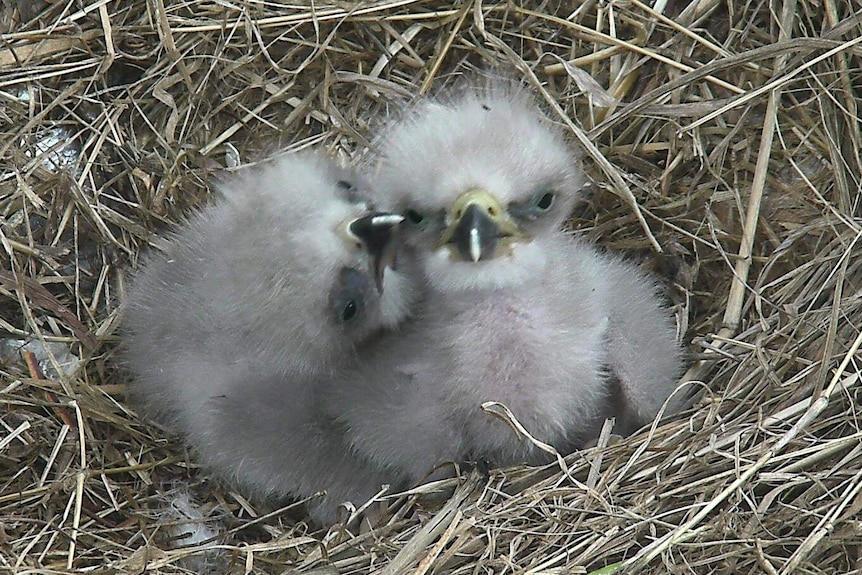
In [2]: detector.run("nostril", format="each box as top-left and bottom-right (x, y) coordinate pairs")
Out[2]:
(487, 206), (497, 216)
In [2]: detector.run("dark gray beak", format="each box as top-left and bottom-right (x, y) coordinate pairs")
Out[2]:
(437, 189), (526, 263)
(449, 203), (501, 263)
(348, 212), (404, 293)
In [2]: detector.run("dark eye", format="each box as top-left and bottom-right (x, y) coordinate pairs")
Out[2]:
(341, 300), (358, 322)
(536, 192), (555, 211)
(337, 179), (367, 205)
(507, 190), (558, 221)
(404, 209), (425, 226)
(330, 268), (371, 324)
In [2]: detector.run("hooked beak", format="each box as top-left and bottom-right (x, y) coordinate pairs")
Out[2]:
(437, 189), (527, 262)
(346, 212), (404, 293)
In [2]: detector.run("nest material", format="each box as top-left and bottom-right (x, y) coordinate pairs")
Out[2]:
(1, 1), (861, 573)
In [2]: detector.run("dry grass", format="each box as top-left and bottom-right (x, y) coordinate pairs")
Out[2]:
(1, 1), (861, 573)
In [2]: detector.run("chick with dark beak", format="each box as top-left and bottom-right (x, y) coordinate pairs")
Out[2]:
(438, 189), (526, 262)
(347, 212), (404, 293)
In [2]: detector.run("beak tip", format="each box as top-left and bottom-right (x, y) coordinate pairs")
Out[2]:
(468, 227), (482, 262)
(373, 264), (386, 294)
(370, 213), (405, 226)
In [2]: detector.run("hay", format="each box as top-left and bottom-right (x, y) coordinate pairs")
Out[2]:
(1, 0), (861, 573)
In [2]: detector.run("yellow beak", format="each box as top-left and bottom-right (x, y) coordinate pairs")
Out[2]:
(437, 189), (527, 262)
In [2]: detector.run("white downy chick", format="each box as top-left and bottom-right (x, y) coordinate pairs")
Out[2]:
(123, 153), (417, 522)
(329, 84), (683, 483)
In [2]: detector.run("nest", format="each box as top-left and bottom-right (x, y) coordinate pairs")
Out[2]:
(1, 1), (861, 573)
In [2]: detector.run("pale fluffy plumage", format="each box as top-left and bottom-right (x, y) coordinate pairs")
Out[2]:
(330, 84), (683, 483)
(123, 154), (417, 522)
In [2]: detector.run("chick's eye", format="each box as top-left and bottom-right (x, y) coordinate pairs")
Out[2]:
(536, 192), (555, 211)
(330, 267), (371, 324)
(337, 179), (369, 205)
(404, 208), (425, 226)
(341, 300), (358, 322)
(508, 190), (557, 221)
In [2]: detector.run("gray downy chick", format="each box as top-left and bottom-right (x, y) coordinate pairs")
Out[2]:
(123, 153), (418, 523)
(329, 84), (683, 484)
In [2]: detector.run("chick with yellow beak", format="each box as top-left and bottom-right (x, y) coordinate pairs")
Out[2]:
(327, 83), (684, 491)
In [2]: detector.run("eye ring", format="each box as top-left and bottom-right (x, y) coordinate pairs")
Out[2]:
(536, 192), (555, 211)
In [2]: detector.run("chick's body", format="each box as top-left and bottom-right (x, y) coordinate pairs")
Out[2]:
(330, 85), (682, 482)
(123, 154), (417, 522)
(329, 238), (615, 481)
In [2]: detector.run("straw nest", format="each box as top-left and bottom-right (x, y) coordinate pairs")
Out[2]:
(1, 1), (860, 573)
